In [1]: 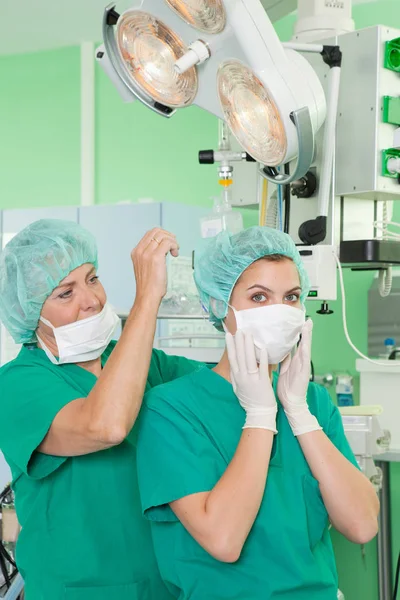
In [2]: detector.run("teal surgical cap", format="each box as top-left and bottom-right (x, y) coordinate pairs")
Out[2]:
(0, 219), (98, 343)
(194, 226), (310, 329)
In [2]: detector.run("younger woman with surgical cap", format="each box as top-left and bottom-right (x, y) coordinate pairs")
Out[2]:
(137, 226), (379, 600)
(0, 219), (201, 600)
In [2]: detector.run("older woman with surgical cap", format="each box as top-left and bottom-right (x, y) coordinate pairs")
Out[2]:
(0, 219), (201, 600)
(137, 226), (379, 600)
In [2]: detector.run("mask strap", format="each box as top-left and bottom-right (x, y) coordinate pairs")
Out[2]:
(222, 304), (239, 335)
(39, 316), (54, 329)
(36, 334), (59, 365)
(37, 317), (59, 365)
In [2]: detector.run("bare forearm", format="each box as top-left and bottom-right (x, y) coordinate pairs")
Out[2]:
(206, 429), (273, 546)
(84, 296), (160, 441)
(172, 429), (274, 562)
(298, 430), (379, 543)
(39, 229), (180, 456)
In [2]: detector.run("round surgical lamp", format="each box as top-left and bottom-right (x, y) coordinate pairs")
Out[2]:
(102, 8), (198, 115)
(101, 1), (327, 184)
(163, 0), (226, 34)
(216, 47), (326, 184)
(217, 60), (287, 167)
(116, 10), (198, 107)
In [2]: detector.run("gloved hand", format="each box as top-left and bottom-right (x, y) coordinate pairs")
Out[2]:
(226, 330), (277, 432)
(277, 319), (322, 436)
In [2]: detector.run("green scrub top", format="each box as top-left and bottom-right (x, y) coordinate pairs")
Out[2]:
(0, 342), (200, 600)
(137, 366), (360, 600)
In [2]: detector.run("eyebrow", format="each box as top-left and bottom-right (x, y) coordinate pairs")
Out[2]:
(247, 284), (302, 294)
(54, 266), (96, 291)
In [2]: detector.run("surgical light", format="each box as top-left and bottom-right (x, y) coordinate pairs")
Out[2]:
(101, 0), (327, 183)
(164, 0), (226, 34)
(217, 60), (287, 167)
(116, 10), (198, 107)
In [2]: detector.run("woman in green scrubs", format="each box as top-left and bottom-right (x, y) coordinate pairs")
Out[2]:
(137, 226), (380, 599)
(0, 219), (199, 600)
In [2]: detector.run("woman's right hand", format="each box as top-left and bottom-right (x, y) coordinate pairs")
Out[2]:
(131, 228), (179, 304)
(226, 330), (277, 433)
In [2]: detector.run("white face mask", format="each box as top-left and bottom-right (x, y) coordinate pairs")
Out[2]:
(228, 303), (306, 364)
(37, 302), (120, 365)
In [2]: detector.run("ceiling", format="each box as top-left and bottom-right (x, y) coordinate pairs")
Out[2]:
(0, 0), (378, 56)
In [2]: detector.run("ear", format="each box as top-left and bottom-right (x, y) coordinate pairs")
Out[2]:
(210, 297), (228, 320)
(223, 305), (238, 335)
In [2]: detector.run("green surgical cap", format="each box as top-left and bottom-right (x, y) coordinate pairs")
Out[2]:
(0, 219), (98, 343)
(194, 226), (310, 329)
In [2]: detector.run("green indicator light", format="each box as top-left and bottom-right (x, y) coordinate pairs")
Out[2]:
(384, 38), (400, 73)
(308, 290), (318, 298)
(383, 96), (400, 126)
(382, 148), (400, 178)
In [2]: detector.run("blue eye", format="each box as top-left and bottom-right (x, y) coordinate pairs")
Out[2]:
(252, 293), (267, 303)
(285, 293), (299, 302)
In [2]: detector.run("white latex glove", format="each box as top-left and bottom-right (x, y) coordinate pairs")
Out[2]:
(226, 330), (277, 432)
(277, 319), (322, 436)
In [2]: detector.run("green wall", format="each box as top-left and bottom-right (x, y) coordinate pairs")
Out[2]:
(0, 47), (81, 209)
(95, 57), (258, 227)
(0, 2), (399, 598)
(96, 81), (218, 207)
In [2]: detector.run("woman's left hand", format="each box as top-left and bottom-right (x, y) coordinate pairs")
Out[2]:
(277, 319), (322, 436)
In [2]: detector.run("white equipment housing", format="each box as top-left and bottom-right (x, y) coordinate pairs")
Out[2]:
(299, 245), (337, 300)
(294, 0), (354, 41)
(357, 359), (400, 450)
(341, 412), (387, 489)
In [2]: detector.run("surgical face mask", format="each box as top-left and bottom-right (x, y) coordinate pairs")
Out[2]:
(37, 302), (120, 365)
(227, 303), (306, 364)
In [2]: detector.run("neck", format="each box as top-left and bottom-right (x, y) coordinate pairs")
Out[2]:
(76, 357), (102, 376)
(36, 328), (58, 358)
(213, 350), (231, 380)
(213, 349), (274, 381)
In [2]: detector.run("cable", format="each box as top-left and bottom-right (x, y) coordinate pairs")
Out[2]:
(374, 229), (400, 241)
(394, 551), (400, 600)
(283, 164), (291, 234)
(379, 266), (392, 298)
(0, 542), (16, 569)
(375, 201), (394, 297)
(0, 484), (18, 591)
(277, 185), (283, 231)
(373, 224), (400, 239)
(374, 220), (400, 231)
(0, 550), (11, 589)
(266, 193), (278, 229)
(259, 178), (268, 227)
(0, 486), (11, 503)
(335, 252), (400, 367)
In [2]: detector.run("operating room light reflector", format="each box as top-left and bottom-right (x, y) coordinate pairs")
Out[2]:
(164, 0), (226, 34)
(117, 11), (198, 107)
(217, 60), (287, 166)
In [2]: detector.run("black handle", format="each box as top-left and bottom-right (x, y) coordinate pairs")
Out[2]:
(389, 348), (400, 360)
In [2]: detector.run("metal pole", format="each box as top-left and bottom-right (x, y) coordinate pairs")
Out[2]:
(376, 460), (393, 600)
